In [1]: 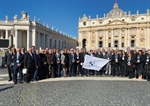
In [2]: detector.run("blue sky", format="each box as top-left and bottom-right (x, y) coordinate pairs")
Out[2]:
(0, 0), (150, 38)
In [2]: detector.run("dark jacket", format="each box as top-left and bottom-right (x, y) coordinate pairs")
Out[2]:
(24, 52), (35, 69)
(13, 53), (24, 70)
(4, 51), (13, 65)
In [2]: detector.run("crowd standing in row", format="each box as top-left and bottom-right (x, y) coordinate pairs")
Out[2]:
(4, 46), (150, 84)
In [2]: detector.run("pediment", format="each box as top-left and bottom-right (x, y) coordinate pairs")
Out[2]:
(106, 19), (127, 25)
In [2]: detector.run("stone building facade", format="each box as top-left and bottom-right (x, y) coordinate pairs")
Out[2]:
(0, 11), (77, 50)
(78, 2), (150, 50)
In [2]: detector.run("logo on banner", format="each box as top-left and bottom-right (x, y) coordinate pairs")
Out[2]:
(89, 61), (95, 66)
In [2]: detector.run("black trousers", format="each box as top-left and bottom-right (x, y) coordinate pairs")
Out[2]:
(24, 67), (35, 83)
(112, 63), (120, 76)
(7, 65), (13, 80)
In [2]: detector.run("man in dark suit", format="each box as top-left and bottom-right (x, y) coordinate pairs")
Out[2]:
(47, 49), (56, 78)
(55, 49), (61, 77)
(4, 46), (13, 81)
(24, 48), (36, 83)
(112, 50), (121, 76)
(79, 48), (89, 76)
(13, 48), (24, 84)
(69, 49), (76, 76)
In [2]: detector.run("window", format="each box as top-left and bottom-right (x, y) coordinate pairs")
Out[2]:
(122, 30), (125, 35)
(108, 43), (111, 47)
(114, 41), (118, 47)
(122, 43), (124, 47)
(132, 19), (135, 21)
(131, 40), (135, 47)
(99, 41), (103, 47)
(109, 20), (111, 23)
(92, 22), (95, 24)
(122, 19), (124, 21)
(100, 31), (103, 37)
(131, 28), (135, 35)
(50, 39), (52, 48)
(83, 22), (86, 26)
(141, 18), (144, 20)
(114, 29), (118, 36)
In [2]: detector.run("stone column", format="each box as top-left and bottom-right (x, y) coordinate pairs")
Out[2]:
(128, 28), (130, 47)
(124, 29), (127, 48)
(145, 28), (149, 47)
(119, 29), (122, 48)
(5, 30), (8, 39)
(43, 34), (45, 49)
(87, 31), (91, 50)
(136, 28), (139, 47)
(105, 30), (108, 48)
(27, 30), (31, 50)
(1, 31), (3, 39)
(95, 31), (98, 49)
(37, 32), (40, 49)
(103, 30), (106, 48)
(111, 30), (114, 48)
(9, 34), (12, 46)
(14, 30), (18, 48)
(18, 30), (21, 48)
(148, 27), (150, 48)
(32, 29), (36, 47)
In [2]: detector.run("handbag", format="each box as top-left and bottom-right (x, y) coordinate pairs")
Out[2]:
(22, 68), (27, 74)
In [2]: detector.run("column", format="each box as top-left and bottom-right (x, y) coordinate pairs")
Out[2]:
(124, 29), (127, 48)
(37, 32), (40, 49)
(105, 30), (108, 48)
(32, 29), (36, 47)
(148, 27), (150, 47)
(5, 30), (8, 39)
(119, 29), (122, 48)
(103, 30), (106, 48)
(18, 31), (22, 48)
(145, 28), (149, 47)
(1, 31), (3, 39)
(136, 28), (139, 47)
(43, 34), (45, 48)
(14, 30), (18, 48)
(9, 34), (12, 46)
(95, 31), (98, 49)
(111, 30), (114, 48)
(27, 30), (31, 50)
(87, 31), (91, 50)
(128, 28), (130, 47)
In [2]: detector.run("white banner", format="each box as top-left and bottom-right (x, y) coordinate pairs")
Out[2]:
(83, 55), (109, 71)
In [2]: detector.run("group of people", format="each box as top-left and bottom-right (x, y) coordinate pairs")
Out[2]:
(4, 46), (150, 84)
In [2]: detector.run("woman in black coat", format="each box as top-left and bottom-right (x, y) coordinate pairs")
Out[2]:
(144, 49), (150, 81)
(126, 53), (135, 79)
(135, 50), (145, 80)
(120, 50), (127, 77)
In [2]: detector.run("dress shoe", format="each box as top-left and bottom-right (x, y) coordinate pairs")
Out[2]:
(14, 82), (17, 84)
(18, 81), (23, 84)
(8, 79), (12, 81)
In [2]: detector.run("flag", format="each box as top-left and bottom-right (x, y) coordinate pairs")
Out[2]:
(83, 55), (109, 71)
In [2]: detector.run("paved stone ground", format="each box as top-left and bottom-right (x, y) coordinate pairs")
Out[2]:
(0, 68), (150, 106)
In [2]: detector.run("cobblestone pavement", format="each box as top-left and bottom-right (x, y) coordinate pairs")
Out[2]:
(0, 68), (150, 106)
